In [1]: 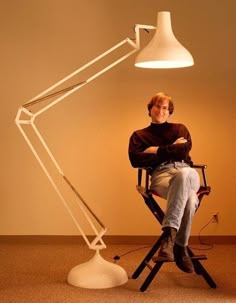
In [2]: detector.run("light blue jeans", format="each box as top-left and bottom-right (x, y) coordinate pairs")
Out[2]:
(150, 162), (200, 247)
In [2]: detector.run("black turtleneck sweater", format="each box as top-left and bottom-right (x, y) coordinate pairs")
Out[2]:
(128, 122), (192, 169)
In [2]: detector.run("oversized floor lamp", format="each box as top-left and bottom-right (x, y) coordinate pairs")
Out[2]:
(15, 12), (194, 289)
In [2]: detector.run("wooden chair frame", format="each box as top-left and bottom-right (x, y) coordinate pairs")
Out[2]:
(132, 164), (217, 292)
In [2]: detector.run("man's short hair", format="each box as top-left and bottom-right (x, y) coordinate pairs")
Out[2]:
(147, 92), (174, 116)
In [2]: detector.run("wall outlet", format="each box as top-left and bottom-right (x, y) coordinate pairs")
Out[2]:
(212, 212), (219, 223)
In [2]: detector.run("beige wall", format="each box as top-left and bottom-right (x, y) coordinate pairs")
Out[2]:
(1, 0), (235, 236)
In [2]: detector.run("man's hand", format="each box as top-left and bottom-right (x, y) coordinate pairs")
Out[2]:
(143, 146), (159, 154)
(173, 137), (187, 144)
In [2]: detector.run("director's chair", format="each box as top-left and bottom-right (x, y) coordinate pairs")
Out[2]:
(132, 164), (217, 292)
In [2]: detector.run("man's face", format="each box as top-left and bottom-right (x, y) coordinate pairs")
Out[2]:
(150, 99), (170, 124)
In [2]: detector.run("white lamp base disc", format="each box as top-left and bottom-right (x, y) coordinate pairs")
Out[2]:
(67, 251), (128, 289)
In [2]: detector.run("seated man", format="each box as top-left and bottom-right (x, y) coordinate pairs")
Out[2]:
(128, 92), (200, 273)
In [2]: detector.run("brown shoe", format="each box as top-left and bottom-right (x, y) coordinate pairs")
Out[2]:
(152, 227), (176, 262)
(173, 243), (194, 273)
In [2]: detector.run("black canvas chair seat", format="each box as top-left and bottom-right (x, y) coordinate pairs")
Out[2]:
(132, 164), (217, 292)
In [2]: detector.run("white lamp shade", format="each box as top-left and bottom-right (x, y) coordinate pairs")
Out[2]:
(135, 11), (194, 68)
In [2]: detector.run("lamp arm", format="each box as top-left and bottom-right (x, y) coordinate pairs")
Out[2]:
(22, 23), (155, 114)
(134, 24), (156, 49)
(16, 112), (107, 249)
(15, 24), (155, 251)
(22, 38), (137, 115)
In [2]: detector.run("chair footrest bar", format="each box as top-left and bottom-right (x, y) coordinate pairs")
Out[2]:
(144, 261), (153, 271)
(191, 255), (207, 260)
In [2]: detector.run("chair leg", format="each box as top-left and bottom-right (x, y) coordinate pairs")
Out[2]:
(133, 192), (217, 291)
(132, 193), (165, 281)
(143, 194), (164, 225)
(188, 247), (217, 288)
(132, 234), (164, 279)
(136, 249), (217, 292)
(140, 261), (164, 292)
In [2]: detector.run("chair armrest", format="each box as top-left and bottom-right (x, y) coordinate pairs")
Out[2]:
(192, 164), (209, 188)
(192, 164), (207, 169)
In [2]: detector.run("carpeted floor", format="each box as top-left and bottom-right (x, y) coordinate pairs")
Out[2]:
(0, 243), (236, 303)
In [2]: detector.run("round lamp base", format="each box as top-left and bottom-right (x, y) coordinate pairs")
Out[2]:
(67, 250), (128, 289)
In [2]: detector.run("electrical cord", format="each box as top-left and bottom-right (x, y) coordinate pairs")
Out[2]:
(113, 245), (152, 263)
(189, 215), (215, 251)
